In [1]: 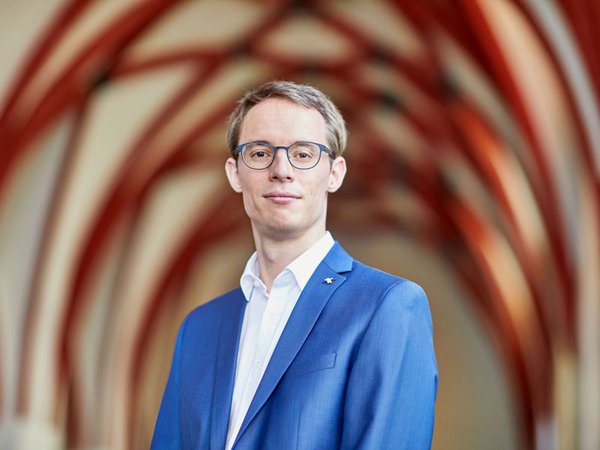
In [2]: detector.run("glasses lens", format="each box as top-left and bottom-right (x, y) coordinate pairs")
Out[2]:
(242, 142), (274, 169)
(288, 142), (320, 169)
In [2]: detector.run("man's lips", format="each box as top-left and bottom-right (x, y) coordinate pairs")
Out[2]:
(264, 192), (300, 204)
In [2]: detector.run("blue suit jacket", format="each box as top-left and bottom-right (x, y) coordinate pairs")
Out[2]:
(151, 243), (437, 449)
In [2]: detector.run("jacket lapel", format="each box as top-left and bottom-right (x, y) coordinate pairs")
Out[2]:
(210, 288), (247, 450)
(233, 243), (353, 445)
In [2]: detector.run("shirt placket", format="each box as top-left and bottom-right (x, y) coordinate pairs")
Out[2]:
(255, 289), (284, 376)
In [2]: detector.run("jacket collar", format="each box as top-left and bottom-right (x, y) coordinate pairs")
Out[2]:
(209, 289), (246, 449)
(321, 240), (354, 274)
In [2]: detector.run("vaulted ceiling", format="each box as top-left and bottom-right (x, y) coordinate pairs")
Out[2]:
(1, 1), (599, 449)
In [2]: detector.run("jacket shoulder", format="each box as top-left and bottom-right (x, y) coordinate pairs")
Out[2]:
(348, 259), (420, 288)
(185, 287), (245, 325)
(342, 259), (428, 308)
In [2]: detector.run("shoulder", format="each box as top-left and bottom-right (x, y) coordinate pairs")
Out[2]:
(344, 261), (434, 343)
(347, 259), (426, 297)
(182, 287), (245, 330)
(322, 242), (429, 311)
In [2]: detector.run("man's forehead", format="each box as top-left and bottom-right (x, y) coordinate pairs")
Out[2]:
(241, 98), (326, 133)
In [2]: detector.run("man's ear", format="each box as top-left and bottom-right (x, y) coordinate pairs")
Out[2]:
(327, 156), (347, 193)
(225, 157), (243, 193)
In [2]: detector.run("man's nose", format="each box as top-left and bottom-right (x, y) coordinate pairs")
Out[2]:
(269, 148), (294, 179)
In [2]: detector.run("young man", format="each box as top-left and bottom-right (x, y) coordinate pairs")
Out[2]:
(151, 81), (437, 450)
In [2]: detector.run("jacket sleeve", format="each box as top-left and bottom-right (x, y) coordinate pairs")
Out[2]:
(150, 318), (187, 450)
(340, 280), (438, 450)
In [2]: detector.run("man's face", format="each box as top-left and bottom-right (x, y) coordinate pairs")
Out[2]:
(225, 98), (346, 243)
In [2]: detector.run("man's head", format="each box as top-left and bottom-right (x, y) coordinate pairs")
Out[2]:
(224, 81), (347, 244)
(226, 81), (348, 159)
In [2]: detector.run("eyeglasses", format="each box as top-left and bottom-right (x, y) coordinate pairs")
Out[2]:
(235, 141), (333, 170)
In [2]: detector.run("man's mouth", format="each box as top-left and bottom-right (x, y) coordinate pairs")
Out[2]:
(264, 192), (300, 204)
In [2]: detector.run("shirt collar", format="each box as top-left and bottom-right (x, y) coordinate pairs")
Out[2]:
(287, 231), (334, 290)
(240, 253), (260, 301)
(239, 231), (335, 301)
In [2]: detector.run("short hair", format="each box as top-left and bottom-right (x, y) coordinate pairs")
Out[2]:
(226, 80), (348, 158)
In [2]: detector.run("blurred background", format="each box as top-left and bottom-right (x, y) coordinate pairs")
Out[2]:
(1, 0), (599, 449)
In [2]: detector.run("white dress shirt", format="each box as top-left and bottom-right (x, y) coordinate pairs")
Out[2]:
(225, 232), (335, 450)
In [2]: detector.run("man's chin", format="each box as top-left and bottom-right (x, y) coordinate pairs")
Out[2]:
(266, 224), (299, 241)
(253, 219), (300, 241)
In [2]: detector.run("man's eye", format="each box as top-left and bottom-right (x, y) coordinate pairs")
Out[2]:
(247, 146), (272, 159)
(291, 144), (317, 160)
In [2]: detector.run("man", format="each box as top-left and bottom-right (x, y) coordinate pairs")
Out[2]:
(151, 81), (437, 450)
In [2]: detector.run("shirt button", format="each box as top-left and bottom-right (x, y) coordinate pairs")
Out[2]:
(256, 360), (262, 367)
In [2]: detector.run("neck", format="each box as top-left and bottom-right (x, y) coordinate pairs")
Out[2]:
(253, 229), (326, 292)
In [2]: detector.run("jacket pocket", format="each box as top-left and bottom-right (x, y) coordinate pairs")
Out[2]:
(287, 352), (337, 377)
